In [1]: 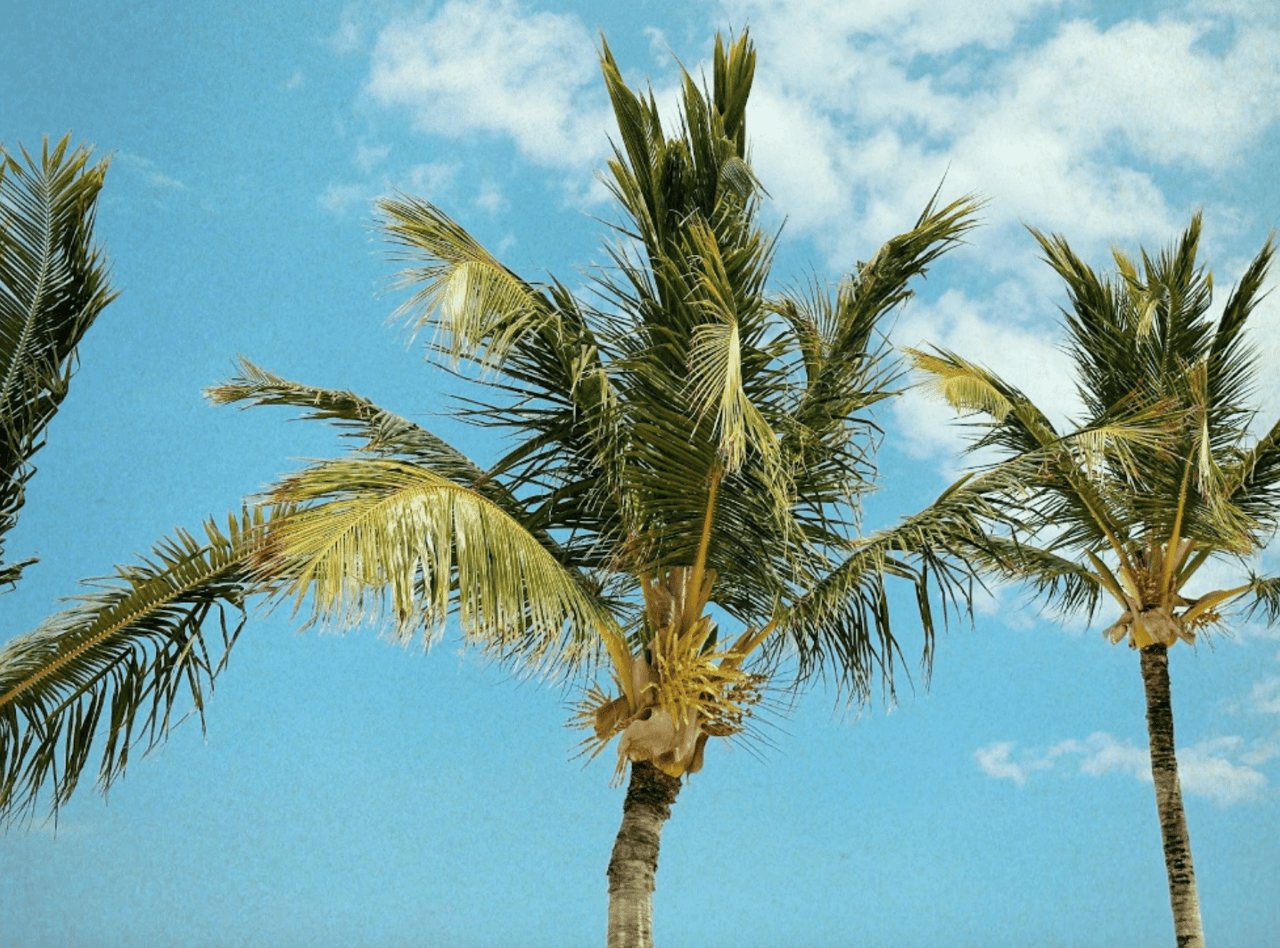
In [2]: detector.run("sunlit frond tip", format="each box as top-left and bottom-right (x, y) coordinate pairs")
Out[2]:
(905, 347), (1013, 420)
(379, 196), (551, 368)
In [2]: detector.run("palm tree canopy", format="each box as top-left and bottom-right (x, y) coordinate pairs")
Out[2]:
(240, 30), (981, 702)
(910, 213), (1280, 646)
(0, 141), (253, 826)
(0, 136), (117, 587)
(0, 30), (981, 823)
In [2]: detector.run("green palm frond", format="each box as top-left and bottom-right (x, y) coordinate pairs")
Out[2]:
(1244, 573), (1280, 624)
(776, 467), (1003, 698)
(0, 136), (116, 586)
(0, 510), (263, 826)
(206, 356), (499, 483)
(258, 457), (619, 674)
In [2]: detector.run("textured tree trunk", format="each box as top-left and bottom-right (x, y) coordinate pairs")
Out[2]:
(1140, 644), (1205, 948)
(606, 761), (682, 948)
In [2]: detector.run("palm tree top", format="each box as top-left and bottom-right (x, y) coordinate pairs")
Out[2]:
(369, 30), (982, 685)
(910, 214), (1280, 648)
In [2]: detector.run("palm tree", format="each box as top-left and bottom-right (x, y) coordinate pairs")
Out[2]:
(0, 141), (259, 824)
(0, 32), (980, 947)
(908, 215), (1280, 948)
(0, 136), (116, 587)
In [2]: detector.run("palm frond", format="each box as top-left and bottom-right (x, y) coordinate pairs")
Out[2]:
(258, 457), (620, 676)
(906, 346), (1014, 421)
(0, 510), (263, 826)
(381, 197), (555, 369)
(0, 136), (116, 585)
(206, 356), (495, 482)
(1244, 572), (1280, 624)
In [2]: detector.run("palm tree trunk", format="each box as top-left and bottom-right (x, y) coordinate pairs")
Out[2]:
(606, 760), (682, 948)
(1140, 644), (1205, 948)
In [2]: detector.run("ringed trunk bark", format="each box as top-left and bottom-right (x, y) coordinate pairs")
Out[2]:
(606, 760), (682, 948)
(1140, 644), (1205, 948)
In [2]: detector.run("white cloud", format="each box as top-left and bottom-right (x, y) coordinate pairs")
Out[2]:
(887, 283), (1079, 462)
(364, 0), (610, 169)
(975, 742), (1028, 785)
(1178, 737), (1268, 805)
(1070, 732), (1150, 780)
(1001, 18), (1280, 170)
(699, 0), (1280, 273)
(975, 730), (1273, 805)
(285, 69), (305, 91)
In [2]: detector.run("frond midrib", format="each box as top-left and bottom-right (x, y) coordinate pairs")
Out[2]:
(0, 539), (247, 710)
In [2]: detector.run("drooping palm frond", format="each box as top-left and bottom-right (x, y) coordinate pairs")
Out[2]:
(207, 357), (631, 616)
(0, 136), (116, 586)
(207, 356), (514, 494)
(257, 457), (621, 675)
(0, 510), (263, 826)
(776, 447), (1053, 697)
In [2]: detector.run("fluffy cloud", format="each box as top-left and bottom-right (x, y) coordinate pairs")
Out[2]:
(364, 0), (611, 168)
(975, 731), (1274, 806)
(717, 0), (1280, 257)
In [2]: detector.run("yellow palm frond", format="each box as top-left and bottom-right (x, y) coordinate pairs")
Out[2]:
(382, 197), (552, 368)
(259, 457), (615, 674)
(685, 223), (779, 474)
(905, 348), (1013, 420)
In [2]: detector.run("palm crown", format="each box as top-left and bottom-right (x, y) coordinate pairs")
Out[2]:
(910, 214), (1280, 641)
(217, 32), (979, 776)
(1, 31), (981, 824)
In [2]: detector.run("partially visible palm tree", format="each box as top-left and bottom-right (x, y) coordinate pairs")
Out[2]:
(0, 136), (116, 586)
(0, 32), (981, 948)
(0, 136), (260, 822)
(909, 215), (1280, 948)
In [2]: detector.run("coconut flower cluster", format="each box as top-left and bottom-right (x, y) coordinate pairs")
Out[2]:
(576, 566), (770, 782)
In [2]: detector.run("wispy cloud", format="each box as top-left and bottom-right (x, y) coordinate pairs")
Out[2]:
(327, 3), (366, 55)
(703, 0), (1280, 458)
(975, 731), (1274, 806)
(117, 152), (187, 194)
(475, 179), (505, 215)
(1252, 677), (1280, 714)
(318, 160), (462, 218)
(318, 181), (369, 215)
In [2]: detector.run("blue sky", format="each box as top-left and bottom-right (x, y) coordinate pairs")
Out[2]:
(4, 0), (1280, 945)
